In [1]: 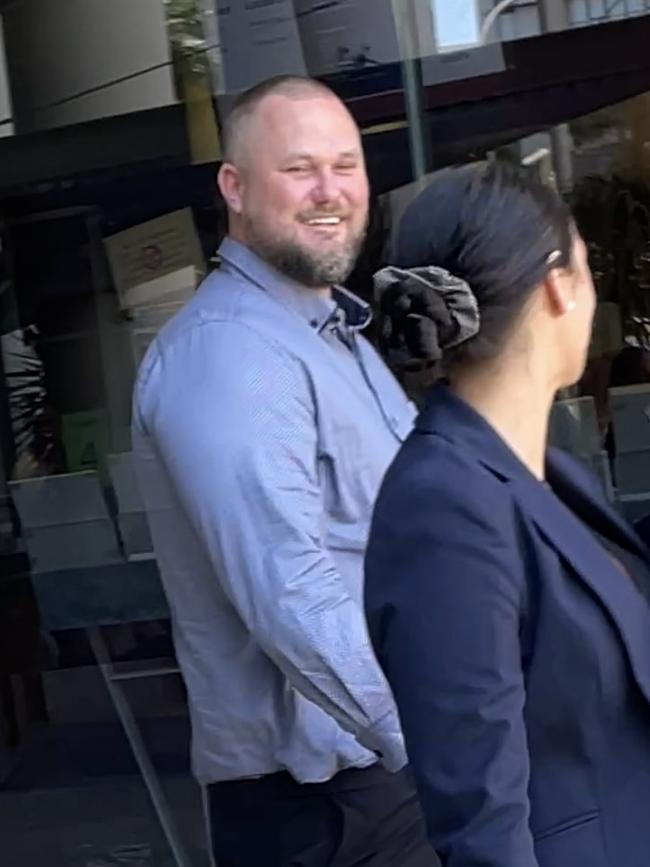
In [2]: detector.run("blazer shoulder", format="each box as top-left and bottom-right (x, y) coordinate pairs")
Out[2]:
(386, 429), (510, 502)
(368, 431), (527, 609)
(375, 430), (520, 551)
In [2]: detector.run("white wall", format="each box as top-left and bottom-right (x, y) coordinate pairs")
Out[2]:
(2, 0), (176, 134)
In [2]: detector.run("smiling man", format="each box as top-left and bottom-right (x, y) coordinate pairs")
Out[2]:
(218, 78), (368, 293)
(133, 76), (437, 867)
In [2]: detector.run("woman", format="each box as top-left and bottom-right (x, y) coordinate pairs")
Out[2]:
(365, 162), (650, 867)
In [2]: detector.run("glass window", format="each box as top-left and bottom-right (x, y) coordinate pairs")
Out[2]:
(3, 2), (650, 864)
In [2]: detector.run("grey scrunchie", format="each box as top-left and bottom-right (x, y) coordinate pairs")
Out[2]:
(374, 265), (480, 366)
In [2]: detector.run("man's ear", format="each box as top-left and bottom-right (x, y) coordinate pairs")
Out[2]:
(218, 162), (244, 215)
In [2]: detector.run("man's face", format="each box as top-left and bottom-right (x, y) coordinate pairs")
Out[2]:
(223, 92), (370, 289)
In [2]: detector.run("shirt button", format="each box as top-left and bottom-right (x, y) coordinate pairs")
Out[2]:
(310, 319), (319, 329)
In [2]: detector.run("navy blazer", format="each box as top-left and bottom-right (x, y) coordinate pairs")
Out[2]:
(365, 384), (650, 867)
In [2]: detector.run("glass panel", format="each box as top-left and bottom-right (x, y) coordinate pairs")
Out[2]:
(4, 2), (650, 864)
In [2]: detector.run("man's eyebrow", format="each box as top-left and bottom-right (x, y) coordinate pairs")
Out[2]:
(282, 150), (361, 162)
(282, 153), (313, 163)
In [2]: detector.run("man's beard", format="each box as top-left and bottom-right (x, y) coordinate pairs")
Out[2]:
(247, 222), (365, 288)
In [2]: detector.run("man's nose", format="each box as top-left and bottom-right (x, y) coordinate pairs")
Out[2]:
(310, 169), (338, 204)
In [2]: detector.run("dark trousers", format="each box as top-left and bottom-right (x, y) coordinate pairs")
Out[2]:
(206, 764), (440, 867)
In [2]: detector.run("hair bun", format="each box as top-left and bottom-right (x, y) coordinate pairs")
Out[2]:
(374, 265), (480, 366)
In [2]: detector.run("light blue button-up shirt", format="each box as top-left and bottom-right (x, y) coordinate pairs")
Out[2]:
(132, 238), (416, 784)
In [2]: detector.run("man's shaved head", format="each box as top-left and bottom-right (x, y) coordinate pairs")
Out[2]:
(222, 75), (341, 165)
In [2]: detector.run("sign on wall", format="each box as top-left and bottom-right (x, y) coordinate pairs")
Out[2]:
(103, 209), (205, 311)
(430, 0), (482, 51)
(216, 0), (307, 93)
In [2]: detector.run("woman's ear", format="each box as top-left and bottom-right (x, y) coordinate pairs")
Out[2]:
(543, 266), (576, 318)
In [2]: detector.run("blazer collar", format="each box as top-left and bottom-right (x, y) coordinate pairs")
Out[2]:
(416, 382), (535, 484)
(418, 383), (650, 705)
(418, 383), (646, 555)
(513, 459), (650, 705)
(545, 447), (646, 558)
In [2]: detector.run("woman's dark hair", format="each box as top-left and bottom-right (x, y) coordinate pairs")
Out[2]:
(391, 160), (575, 366)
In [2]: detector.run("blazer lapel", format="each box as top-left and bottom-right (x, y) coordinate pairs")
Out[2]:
(419, 385), (650, 706)
(511, 467), (650, 705)
(547, 447), (648, 558)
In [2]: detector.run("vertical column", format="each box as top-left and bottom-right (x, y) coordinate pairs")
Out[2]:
(393, 0), (430, 180)
(540, 0), (574, 193)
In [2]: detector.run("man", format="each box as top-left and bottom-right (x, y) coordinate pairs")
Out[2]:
(133, 75), (437, 866)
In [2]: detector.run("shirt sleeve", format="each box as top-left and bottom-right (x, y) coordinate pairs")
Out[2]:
(136, 319), (406, 770)
(365, 451), (538, 865)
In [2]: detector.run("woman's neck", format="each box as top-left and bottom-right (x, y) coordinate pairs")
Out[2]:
(451, 362), (556, 481)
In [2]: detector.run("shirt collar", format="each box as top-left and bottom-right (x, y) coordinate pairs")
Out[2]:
(218, 237), (372, 333)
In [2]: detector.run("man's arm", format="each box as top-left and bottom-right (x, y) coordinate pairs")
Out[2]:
(136, 320), (405, 769)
